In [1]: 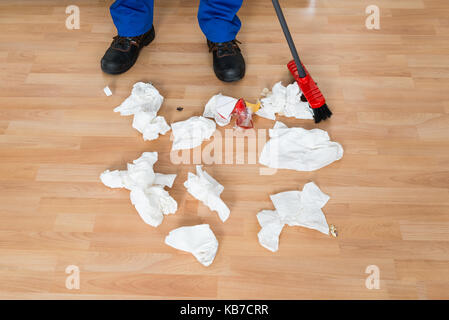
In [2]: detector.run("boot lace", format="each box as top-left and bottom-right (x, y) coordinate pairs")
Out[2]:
(209, 39), (242, 58)
(111, 34), (145, 50)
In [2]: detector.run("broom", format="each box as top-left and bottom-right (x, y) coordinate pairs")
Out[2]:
(271, 0), (332, 123)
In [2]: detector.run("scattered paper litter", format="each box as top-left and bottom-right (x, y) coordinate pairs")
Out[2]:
(203, 94), (238, 126)
(114, 82), (170, 141)
(257, 81), (314, 120)
(257, 182), (331, 252)
(184, 165), (230, 222)
(103, 86), (112, 96)
(259, 121), (343, 171)
(270, 182), (330, 234)
(165, 224), (219, 266)
(171, 116), (216, 150)
(257, 210), (285, 252)
(114, 82), (162, 116)
(100, 152), (177, 227)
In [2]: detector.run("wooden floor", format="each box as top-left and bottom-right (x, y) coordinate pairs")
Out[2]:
(1, 0), (448, 299)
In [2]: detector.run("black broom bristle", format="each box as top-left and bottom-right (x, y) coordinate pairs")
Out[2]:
(300, 94), (332, 123)
(312, 104), (332, 123)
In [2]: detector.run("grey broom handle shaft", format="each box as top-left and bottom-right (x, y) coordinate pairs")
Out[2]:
(271, 0), (306, 78)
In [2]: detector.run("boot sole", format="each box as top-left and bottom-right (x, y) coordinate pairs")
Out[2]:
(214, 67), (246, 83)
(216, 71), (246, 82)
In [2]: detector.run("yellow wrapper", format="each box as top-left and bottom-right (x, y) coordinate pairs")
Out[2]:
(246, 101), (261, 113)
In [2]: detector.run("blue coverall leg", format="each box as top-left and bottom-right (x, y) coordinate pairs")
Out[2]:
(110, 0), (243, 42)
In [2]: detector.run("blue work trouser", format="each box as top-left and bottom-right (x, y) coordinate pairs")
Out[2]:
(110, 0), (243, 42)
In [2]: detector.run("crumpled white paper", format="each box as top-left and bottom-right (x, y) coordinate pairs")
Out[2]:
(184, 165), (230, 222)
(114, 82), (171, 141)
(165, 224), (219, 266)
(100, 152), (177, 227)
(259, 121), (343, 171)
(257, 182), (331, 252)
(257, 81), (314, 120)
(270, 182), (330, 234)
(203, 94), (238, 126)
(171, 116), (216, 150)
(257, 210), (285, 252)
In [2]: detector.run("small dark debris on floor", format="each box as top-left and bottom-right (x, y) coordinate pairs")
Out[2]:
(177, 107), (184, 111)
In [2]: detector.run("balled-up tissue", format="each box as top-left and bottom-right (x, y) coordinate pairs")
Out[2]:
(100, 152), (177, 227)
(203, 94), (238, 126)
(165, 224), (219, 266)
(257, 182), (331, 252)
(259, 121), (343, 171)
(184, 165), (230, 222)
(114, 82), (171, 141)
(171, 116), (216, 150)
(257, 210), (285, 252)
(257, 81), (314, 120)
(270, 182), (330, 234)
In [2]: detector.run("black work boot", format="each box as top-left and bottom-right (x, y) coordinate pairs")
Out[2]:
(207, 39), (245, 82)
(101, 26), (155, 75)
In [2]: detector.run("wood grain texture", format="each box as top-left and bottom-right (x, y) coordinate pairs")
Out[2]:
(0, 0), (448, 299)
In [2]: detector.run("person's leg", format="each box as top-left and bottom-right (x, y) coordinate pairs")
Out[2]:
(198, 0), (245, 82)
(101, 0), (155, 75)
(110, 0), (154, 37)
(198, 0), (243, 43)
